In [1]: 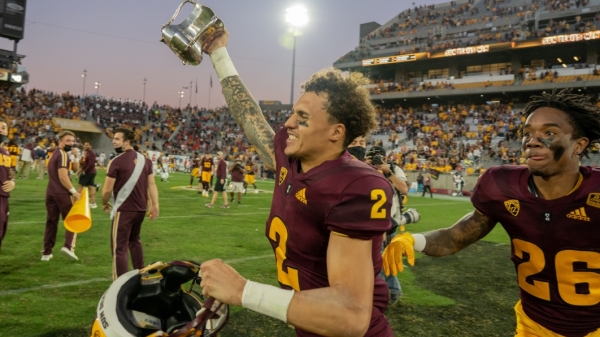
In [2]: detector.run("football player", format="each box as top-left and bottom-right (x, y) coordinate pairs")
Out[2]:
(199, 31), (394, 336)
(245, 155), (258, 194)
(189, 152), (200, 188)
(7, 140), (19, 173)
(199, 152), (213, 196)
(383, 89), (600, 337)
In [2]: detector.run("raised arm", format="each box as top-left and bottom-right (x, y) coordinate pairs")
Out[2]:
(206, 31), (276, 170)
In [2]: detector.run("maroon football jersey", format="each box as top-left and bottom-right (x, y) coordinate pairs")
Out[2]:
(472, 166), (600, 337)
(46, 148), (71, 196)
(0, 147), (11, 198)
(266, 128), (393, 337)
(107, 150), (153, 213)
(200, 158), (213, 172)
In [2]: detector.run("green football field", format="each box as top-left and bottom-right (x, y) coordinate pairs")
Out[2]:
(0, 170), (518, 337)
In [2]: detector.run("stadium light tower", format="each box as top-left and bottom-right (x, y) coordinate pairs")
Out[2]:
(82, 69), (87, 96)
(285, 5), (308, 105)
(179, 90), (184, 109)
(94, 82), (101, 95)
(143, 78), (147, 104)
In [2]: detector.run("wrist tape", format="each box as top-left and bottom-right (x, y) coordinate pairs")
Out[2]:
(241, 280), (294, 323)
(210, 47), (239, 82)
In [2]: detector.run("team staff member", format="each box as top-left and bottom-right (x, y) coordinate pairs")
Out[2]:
(42, 131), (81, 261)
(77, 142), (98, 209)
(204, 151), (228, 208)
(34, 145), (46, 179)
(0, 119), (15, 252)
(199, 31), (393, 336)
(245, 156), (258, 194)
(102, 128), (158, 280)
(383, 89), (600, 336)
(229, 159), (246, 204)
(199, 153), (213, 196)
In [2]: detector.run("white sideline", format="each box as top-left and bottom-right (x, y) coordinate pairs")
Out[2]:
(0, 254), (274, 296)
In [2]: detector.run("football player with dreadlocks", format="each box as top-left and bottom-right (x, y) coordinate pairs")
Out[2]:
(383, 88), (600, 337)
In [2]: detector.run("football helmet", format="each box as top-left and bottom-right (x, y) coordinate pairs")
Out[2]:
(90, 260), (228, 337)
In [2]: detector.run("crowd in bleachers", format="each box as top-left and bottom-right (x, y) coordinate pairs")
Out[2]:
(371, 101), (534, 175)
(336, 0), (596, 63)
(161, 107), (289, 156)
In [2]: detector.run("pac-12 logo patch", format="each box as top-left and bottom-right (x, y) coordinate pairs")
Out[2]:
(279, 167), (288, 185)
(504, 200), (520, 217)
(586, 193), (600, 209)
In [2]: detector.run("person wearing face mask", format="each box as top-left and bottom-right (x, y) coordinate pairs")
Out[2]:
(42, 131), (81, 261)
(347, 138), (411, 305)
(0, 118), (15, 253)
(101, 128), (158, 280)
(346, 136), (367, 161)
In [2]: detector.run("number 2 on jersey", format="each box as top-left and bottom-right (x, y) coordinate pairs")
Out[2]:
(269, 217), (300, 291)
(514, 238), (600, 306)
(371, 189), (387, 219)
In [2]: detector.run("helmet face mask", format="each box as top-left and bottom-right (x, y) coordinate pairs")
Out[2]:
(90, 261), (229, 337)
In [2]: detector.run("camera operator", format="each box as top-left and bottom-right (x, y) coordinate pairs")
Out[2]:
(348, 138), (418, 305)
(228, 159), (246, 205)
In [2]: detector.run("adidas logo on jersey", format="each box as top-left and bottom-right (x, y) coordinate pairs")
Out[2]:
(566, 207), (590, 222)
(295, 188), (307, 204)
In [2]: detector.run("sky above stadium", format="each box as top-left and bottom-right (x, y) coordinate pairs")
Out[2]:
(9, 0), (432, 108)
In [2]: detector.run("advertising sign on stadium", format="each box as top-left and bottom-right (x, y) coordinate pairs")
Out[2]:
(444, 45), (490, 57)
(541, 30), (600, 45)
(0, 68), (10, 81)
(362, 54), (417, 66)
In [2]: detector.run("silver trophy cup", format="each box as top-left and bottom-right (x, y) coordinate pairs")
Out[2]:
(160, 0), (225, 65)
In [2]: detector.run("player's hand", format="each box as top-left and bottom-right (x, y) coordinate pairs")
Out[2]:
(204, 29), (229, 55)
(200, 259), (246, 306)
(148, 205), (159, 220)
(382, 232), (416, 276)
(72, 192), (82, 201)
(2, 180), (15, 192)
(220, 179), (224, 184)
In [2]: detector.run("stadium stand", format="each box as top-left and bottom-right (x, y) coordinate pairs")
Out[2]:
(334, 0), (600, 174)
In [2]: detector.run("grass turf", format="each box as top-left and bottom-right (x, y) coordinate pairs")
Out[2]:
(0, 170), (518, 336)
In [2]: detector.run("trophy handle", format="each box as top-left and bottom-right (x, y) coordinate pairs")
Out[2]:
(162, 0), (199, 29)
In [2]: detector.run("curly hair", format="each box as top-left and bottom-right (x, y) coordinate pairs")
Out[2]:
(301, 68), (377, 147)
(520, 88), (600, 158)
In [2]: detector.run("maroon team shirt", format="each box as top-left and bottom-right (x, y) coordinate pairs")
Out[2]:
(472, 166), (600, 337)
(107, 150), (153, 213)
(267, 128), (393, 337)
(216, 159), (226, 179)
(230, 166), (244, 182)
(82, 150), (97, 174)
(0, 147), (11, 198)
(46, 148), (71, 196)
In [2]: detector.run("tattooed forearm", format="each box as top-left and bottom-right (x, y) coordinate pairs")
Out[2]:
(220, 76), (276, 170)
(422, 211), (496, 257)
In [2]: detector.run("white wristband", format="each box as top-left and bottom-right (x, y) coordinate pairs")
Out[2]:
(210, 47), (239, 82)
(241, 280), (294, 323)
(69, 187), (77, 195)
(413, 233), (426, 252)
